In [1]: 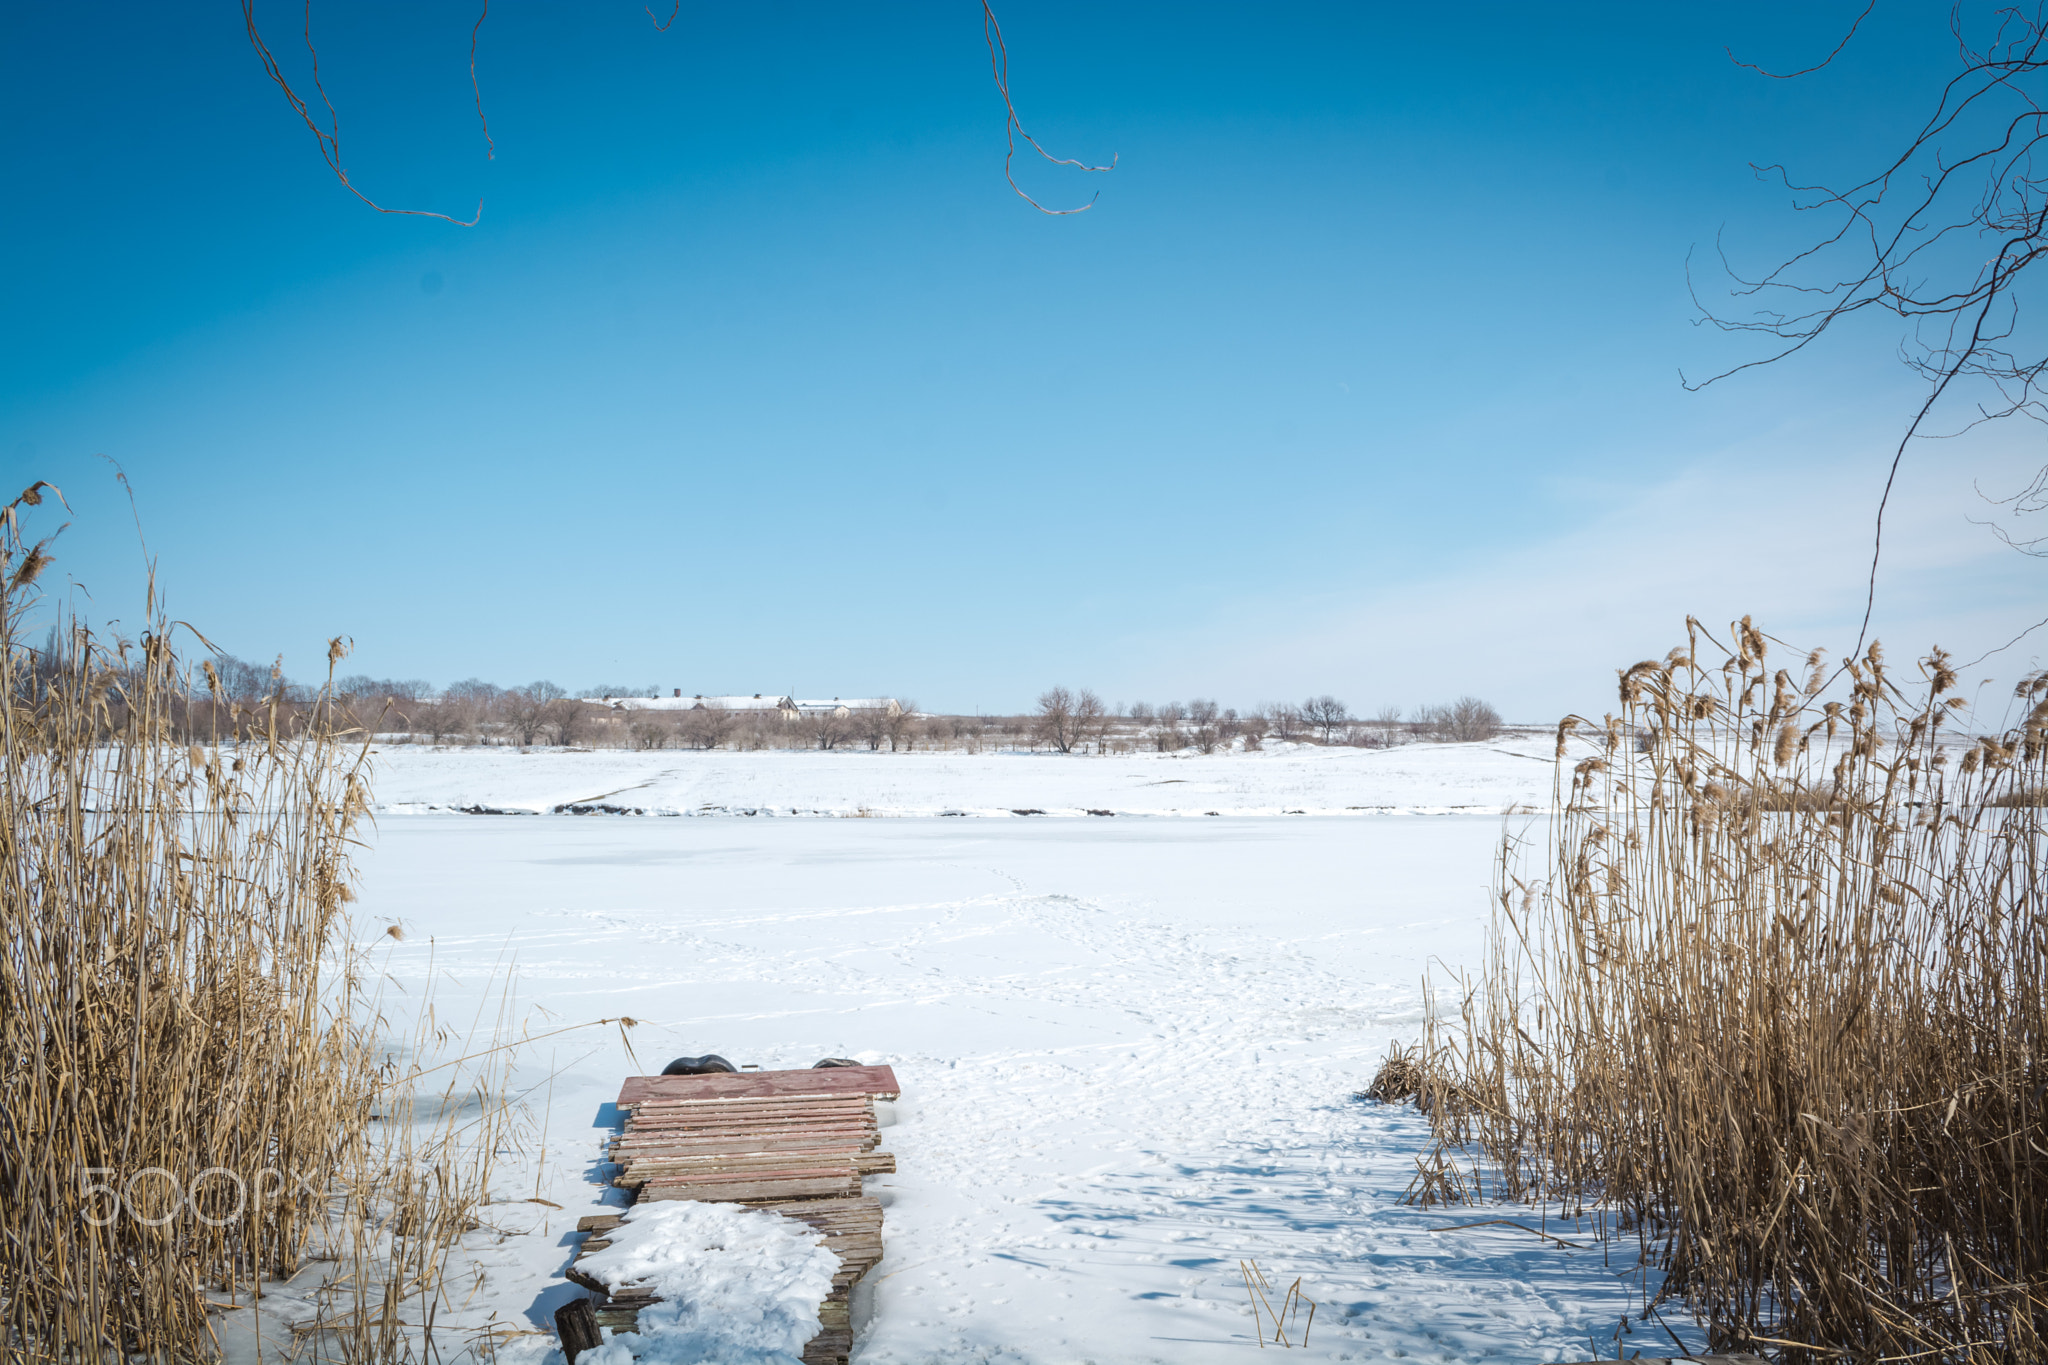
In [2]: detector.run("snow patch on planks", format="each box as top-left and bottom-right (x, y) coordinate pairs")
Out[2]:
(569, 1066), (899, 1365)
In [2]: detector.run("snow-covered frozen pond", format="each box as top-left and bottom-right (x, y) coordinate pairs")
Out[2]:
(351, 795), (1702, 1364)
(362, 736), (1559, 818)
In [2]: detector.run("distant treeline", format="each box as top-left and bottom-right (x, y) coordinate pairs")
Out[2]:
(16, 641), (1505, 752)
(1031, 688), (1505, 753)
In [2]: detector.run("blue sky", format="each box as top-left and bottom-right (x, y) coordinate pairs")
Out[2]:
(4, 2), (2040, 718)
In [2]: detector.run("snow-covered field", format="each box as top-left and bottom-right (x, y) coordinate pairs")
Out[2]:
(366, 735), (1560, 818)
(240, 742), (1703, 1364)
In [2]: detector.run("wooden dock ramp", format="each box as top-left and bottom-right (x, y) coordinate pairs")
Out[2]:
(567, 1064), (900, 1365)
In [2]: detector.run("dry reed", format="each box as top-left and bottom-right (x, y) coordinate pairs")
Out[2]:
(1238, 1259), (1317, 1348)
(1414, 616), (2046, 1362)
(1, 484), (512, 1364)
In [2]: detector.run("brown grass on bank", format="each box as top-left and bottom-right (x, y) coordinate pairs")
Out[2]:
(1413, 616), (2047, 1362)
(0, 484), (511, 1364)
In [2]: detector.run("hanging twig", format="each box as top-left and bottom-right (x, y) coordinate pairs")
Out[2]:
(981, 0), (1115, 214)
(1726, 0), (1877, 79)
(471, 0), (493, 159)
(242, 0), (488, 224)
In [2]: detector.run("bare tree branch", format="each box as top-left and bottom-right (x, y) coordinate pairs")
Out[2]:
(1725, 1), (1878, 80)
(1694, 3), (2048, 660)
(250, 3), (1106, 224)
(242, 0), (487, 225)
(471, 0), (493, 160)
(1957, 610), (2048, 668)
(981, 0), (1115, 215)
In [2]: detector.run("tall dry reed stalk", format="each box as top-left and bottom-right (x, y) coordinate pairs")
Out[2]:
(1, 483), (511, 1364)
(1414, 616), (2046, 1362)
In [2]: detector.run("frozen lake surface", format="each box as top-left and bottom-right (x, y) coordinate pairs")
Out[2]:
(364, 735), (1561, 818)
(320, 792), (1702, 1364)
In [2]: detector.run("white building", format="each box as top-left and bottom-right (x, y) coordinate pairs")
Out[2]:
(795, 698), (902, 719)
(586, 693), (901, 722)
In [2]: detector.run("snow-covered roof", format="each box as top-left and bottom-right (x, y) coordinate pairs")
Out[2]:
(586, 694), (795, 712)
(582, 694), (901, 716)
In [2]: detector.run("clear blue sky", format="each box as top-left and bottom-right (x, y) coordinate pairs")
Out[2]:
(4, 2), (2040, 719)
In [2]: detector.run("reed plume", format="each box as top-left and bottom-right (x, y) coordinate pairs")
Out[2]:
(1415, 618), (2046, 1361)
(1, 484), (508, 1364)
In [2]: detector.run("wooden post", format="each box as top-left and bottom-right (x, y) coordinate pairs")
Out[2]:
(555, 1297), (603, 1364)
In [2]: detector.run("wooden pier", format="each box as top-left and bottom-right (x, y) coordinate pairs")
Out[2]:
(565, 1065), (900, 1365)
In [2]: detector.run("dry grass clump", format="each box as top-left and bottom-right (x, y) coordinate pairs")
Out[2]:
(1, 483), (509, 1364)
(1363, 1045), (1427, 1103)
(1361, 1041), (1475, 1116)
(1415, 616), (2046, 1362)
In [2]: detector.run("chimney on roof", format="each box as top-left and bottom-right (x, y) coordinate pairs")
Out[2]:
(673, 689), (680, 697)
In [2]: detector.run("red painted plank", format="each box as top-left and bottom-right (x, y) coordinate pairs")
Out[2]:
(619, 1065), (899, 1106)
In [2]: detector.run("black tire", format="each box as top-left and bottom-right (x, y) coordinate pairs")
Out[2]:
(661, 1054), (737, 1075)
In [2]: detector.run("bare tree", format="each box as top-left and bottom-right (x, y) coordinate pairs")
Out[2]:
(802, 708), (852, 751)
(440, 677), (501, 745)
(1416, 696), (1503, 743)
(733, 712), (778, 751)
(212, 655), (274, 705)
(887, 700), (921, 752)
(1150, 701), (1186, 752)
(504, 680), (567, 748)
(334, 674), (430, 720)
(922, 712), (958, 751)
(1301, 695), (1350, 744)
(555, 694), (592, 747)
(681, 703), (733, 750)
(854, 705), (893, 752)
(1349, 704), (1404, 750)
(632, 717), (683, 750)
(1265, 702), (1305, 743)
(416, 690), (461, 745)
(1240, 709), (1268, 751)
(1075, 689), (1107, 753)
(1695, 4), (2048, 653)
(1035, 686), (1103, 753)
(1188, 698), (1221, 753)
(1035, 686), (1075, 752)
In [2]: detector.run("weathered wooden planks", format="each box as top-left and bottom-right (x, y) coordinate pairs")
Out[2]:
(617, 1064), (899, 1106)
(565, 1068), (899, 1365)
